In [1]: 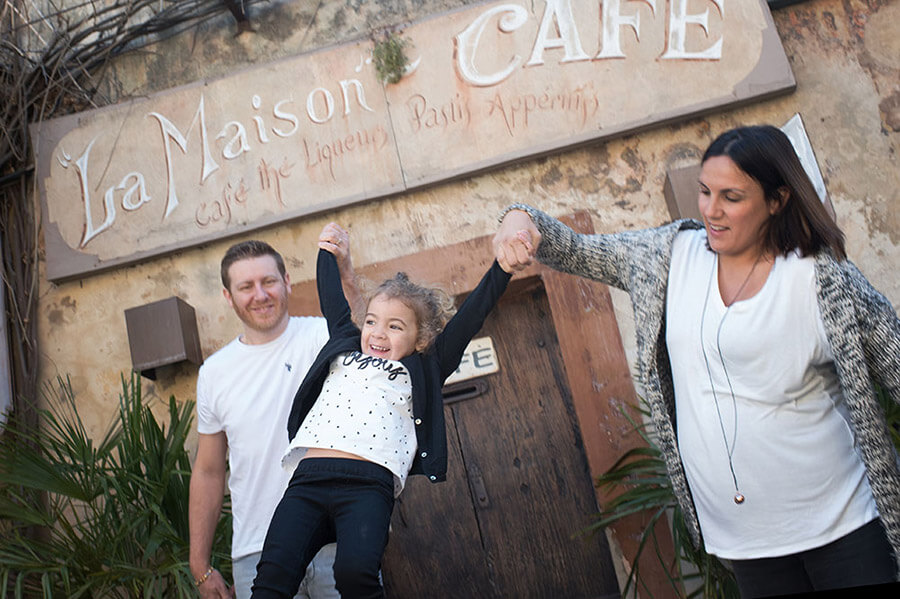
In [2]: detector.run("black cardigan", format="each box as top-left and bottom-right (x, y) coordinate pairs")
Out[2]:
(287, 249), (511, 483)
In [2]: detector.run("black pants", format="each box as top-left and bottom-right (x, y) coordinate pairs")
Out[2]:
(251, 458), (394, 599)
(730, 518), (897, 598)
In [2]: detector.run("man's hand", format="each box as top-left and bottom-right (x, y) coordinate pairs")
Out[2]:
(318, 222), (364, 315)
(318, 222), (351, 266)
(195, 568), (234, 598)
(493, 210), (540, 273)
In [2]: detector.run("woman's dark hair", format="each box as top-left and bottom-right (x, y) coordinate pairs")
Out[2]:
(220, 240), (287, 290)
(702, 125), (845, 260)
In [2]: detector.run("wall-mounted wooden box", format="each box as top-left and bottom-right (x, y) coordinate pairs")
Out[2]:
(124, 296), (202, 379)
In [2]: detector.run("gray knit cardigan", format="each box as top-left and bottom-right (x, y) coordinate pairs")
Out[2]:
(509, 204), (900, 571)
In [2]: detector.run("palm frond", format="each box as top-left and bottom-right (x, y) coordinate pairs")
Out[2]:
(0, 372), (231, 598)
(590, 401), (740, 598)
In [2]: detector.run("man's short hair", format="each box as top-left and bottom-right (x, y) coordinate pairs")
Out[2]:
(220, 240), (287, 290)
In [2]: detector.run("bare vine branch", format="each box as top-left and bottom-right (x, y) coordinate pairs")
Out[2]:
(0, 0), (266, 425)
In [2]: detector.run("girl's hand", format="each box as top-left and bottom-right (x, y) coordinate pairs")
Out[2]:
(493, 210), (540, 273)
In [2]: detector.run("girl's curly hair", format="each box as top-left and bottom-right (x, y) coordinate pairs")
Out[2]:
(356, 272), (457, 352)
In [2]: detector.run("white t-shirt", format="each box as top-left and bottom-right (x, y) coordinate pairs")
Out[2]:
(196, 316), (329, 559)
(666, 229), (877, 559)
(284, 351), (416, 497)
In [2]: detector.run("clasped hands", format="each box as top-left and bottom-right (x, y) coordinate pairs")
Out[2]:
(492, 209), (541, 273)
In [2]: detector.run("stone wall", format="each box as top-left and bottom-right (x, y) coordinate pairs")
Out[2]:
(36, 0), (898, 464)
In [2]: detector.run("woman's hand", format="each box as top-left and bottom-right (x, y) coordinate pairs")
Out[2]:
(493, 209), (540, 273)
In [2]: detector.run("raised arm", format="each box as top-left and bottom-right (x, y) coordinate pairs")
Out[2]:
(319, 222), (364, 318)
(495, 204), (664, 292)
(433, 260), (512, 381)
(315, 248), (355, 337)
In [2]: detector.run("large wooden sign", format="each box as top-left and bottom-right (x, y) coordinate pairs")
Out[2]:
(31, 0), (794, 281)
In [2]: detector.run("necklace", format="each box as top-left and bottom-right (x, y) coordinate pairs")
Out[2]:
(698, 252), (763, 505)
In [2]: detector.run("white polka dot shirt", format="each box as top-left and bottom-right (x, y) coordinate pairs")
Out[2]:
(283, 351), (416, 496)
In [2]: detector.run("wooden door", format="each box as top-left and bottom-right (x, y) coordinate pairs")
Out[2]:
(382, 277), (620, 599)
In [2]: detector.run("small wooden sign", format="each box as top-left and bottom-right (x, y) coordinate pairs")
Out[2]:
(445, 336), (500, 385)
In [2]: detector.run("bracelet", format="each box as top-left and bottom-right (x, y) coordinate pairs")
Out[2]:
(195, 565), (215, 587)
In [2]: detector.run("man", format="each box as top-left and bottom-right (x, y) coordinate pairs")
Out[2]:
(189, 225), (357, 599)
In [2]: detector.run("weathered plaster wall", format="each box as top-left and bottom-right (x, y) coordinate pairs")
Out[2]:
(36, 0), (898, 457)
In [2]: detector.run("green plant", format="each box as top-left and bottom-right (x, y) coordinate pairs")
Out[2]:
(372, 31), (411, 84)
(0, 373), (232, 598)
(587, 405), (739, 599)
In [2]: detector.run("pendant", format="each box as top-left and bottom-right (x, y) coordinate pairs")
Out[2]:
(734, 493), (745, 505)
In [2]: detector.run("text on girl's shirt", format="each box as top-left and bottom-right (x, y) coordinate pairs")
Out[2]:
(342, 351), (408, 381)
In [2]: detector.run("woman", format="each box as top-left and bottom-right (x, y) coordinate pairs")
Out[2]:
(494, 125), (899, 597)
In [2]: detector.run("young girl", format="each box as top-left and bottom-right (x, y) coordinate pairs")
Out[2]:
(251, 224), (517, 599)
